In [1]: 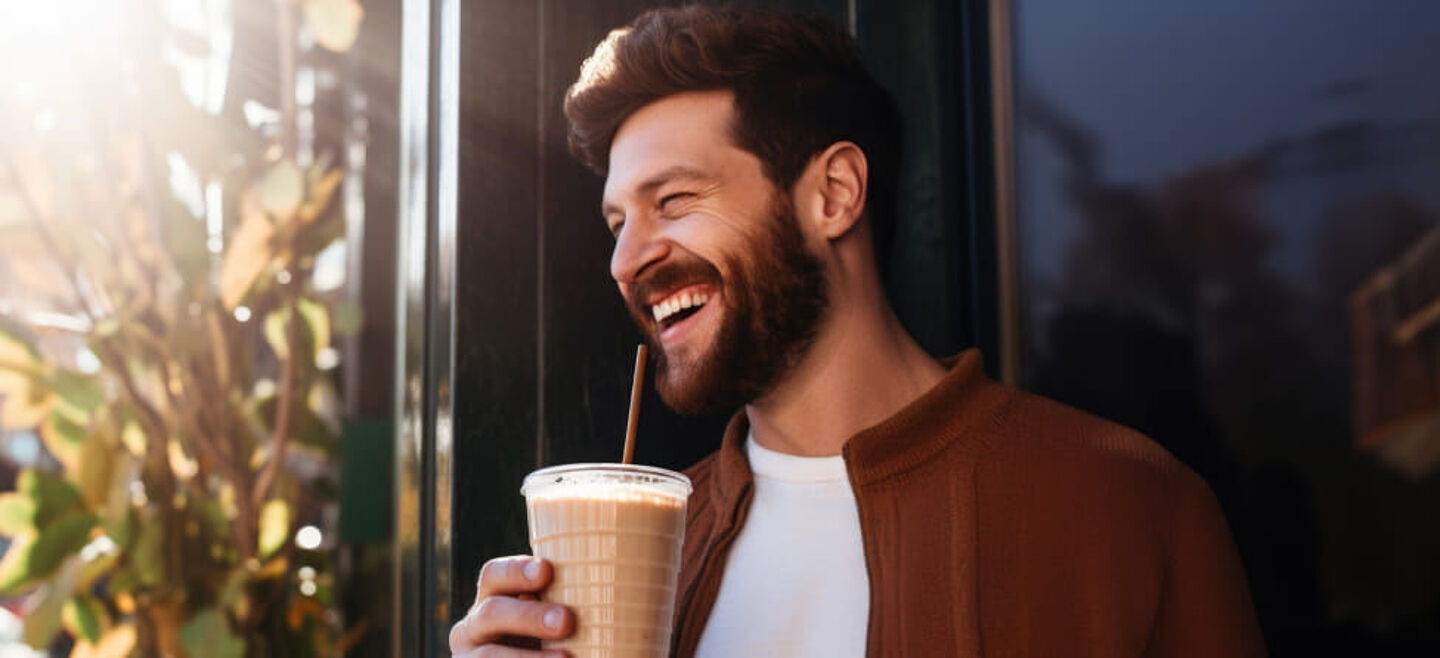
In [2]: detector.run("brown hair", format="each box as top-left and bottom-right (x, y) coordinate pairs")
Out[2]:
(563, 4), (903, 267)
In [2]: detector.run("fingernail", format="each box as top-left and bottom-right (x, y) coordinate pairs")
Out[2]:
(544, 607), (565, 630)
(524, 559), (542, 581)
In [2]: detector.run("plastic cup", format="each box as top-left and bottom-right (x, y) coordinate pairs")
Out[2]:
(521, 464), (692, 658)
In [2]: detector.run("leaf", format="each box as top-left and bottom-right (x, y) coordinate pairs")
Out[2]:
(0, 493), (38, 536)
(0, 534), (40, 595)
(74, 549), (120, 594)
(50, 370), (103, 417)
(102, 509), (137, 553)
(167, 440), (198, 480)
(252, 554), (289, 581)
(0, 328), (53, 431)
(218, 566), (249, 609)
(257, 160), (304, 221)
(332, 300), (364, 336)
(120, 420), (146, 457)
(179, 608), (244, 658)
(73, 425), (116, 509)
(297, 297), (331, 355)
(130, 514), (164, 588)
(334, 620), (369, 654)
(308, 379), (341, 437)
(62, 594), (109, 644)
(263, 309), (289, 361)
(17, 468), (83, 528)
(0, 377), (53, 432)
(0, 513), (97, 594)
(293, 193), (347, 261)
(191, 495), (229, 541)
(286, 595), (325, 631)
(218, 200), (276, 310)
(22, 558), (81, 649)
(304, 0), (365, 53)
(69, 623), (137, 658)
(298, 168), (344, 224)
(102, 452), (138, 527)
(255, 394), (336, 453)
(41, 411), (88, 472)
(264, 297), (328, 362)
(258, 499), (290, 558)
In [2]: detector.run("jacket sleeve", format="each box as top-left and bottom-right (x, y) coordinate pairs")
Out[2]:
(1144, 471), (1268, 658)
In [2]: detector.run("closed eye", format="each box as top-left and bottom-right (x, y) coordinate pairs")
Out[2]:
(659, 192), (693, 214)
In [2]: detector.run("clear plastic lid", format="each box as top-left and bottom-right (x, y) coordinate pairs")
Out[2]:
(520, 463), (693, 501)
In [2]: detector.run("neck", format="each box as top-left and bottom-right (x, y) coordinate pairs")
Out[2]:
(745, 278), (946, 457)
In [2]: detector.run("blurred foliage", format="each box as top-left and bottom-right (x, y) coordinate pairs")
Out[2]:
(0, 0), (366, 655)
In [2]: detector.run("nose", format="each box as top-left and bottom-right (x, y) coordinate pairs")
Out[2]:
(609, 216), (670, 284)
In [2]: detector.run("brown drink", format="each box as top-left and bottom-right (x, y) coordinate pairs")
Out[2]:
(522, 464), (692, 658)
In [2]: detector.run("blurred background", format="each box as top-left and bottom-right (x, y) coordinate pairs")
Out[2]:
(0, 0), (1436, 657)
(0, 0), (397, 656)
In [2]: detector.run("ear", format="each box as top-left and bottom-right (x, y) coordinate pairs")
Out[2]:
(800, 141), (868, 241)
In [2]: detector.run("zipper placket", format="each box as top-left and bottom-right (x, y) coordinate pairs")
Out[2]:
(843, 449), (883, 657)
(671, 483), (753, 658)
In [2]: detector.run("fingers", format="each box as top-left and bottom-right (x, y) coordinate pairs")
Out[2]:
(477, 556), (552, 598)
(449, 595), (574, 654)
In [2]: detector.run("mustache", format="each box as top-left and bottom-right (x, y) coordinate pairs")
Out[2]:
(626, 257), (723, 314)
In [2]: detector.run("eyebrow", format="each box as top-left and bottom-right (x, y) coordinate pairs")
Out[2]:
(601, 165), (713, 218)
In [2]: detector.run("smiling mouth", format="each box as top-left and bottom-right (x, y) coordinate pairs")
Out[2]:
(650, 288), (711, 330)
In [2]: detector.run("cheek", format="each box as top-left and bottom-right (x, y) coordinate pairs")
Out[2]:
(667, 212), (753, 264)
(668, 208), (744, 242)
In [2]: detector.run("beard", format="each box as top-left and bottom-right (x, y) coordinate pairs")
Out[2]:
(625, 195), (829, 416)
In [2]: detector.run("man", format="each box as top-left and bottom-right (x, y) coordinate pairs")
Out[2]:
(450, 6), (1266, 657)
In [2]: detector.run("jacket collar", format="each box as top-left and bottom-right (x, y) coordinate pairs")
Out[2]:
(708, 348), (1008, 505)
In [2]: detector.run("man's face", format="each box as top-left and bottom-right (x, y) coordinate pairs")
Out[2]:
(602, 90), (828, 415)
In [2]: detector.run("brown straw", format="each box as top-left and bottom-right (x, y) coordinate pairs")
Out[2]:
(622, 344), (647, 464)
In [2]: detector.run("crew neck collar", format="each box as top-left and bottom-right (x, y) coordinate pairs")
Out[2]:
(744, 432), (848, 483)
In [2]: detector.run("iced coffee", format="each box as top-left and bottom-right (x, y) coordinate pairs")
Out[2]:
(522, 464), (692, 658)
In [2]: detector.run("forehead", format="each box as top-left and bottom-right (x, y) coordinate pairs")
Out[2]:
(602, 90), (749, 203)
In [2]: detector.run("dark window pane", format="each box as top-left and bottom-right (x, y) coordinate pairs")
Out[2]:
(1011, 2), (1440, 655)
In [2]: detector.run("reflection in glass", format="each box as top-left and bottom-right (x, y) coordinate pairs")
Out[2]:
(1011, 2), (1440, 655)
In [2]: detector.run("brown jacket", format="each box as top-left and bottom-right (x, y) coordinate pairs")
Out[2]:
(672, 350), (1266, 657)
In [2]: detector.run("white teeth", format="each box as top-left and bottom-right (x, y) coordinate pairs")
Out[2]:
(651, 290), (710, 324)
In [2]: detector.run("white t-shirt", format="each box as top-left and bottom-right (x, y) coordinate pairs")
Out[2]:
(693, 433), (870, 658)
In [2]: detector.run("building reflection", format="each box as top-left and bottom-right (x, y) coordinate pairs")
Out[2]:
(1017, 83), (1440, 653)
(1352, 223), (1440, 480)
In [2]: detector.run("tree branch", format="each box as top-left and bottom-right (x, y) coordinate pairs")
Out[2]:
(251, 290), (302, 508)
(92, 338), (181, 578)
(0, 151), (103, 322)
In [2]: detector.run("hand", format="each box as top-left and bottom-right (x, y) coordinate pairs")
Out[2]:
(449, 556), (575, 657)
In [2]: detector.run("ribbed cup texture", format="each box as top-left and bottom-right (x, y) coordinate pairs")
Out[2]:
(527, 493), (687, 658)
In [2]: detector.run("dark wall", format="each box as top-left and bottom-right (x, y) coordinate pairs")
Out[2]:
(449, 0), (995, 623)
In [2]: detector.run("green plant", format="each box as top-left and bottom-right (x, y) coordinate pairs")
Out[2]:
(0, 0), (367, 655)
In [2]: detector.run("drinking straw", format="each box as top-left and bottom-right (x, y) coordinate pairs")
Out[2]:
(622, 344), (647, 464)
